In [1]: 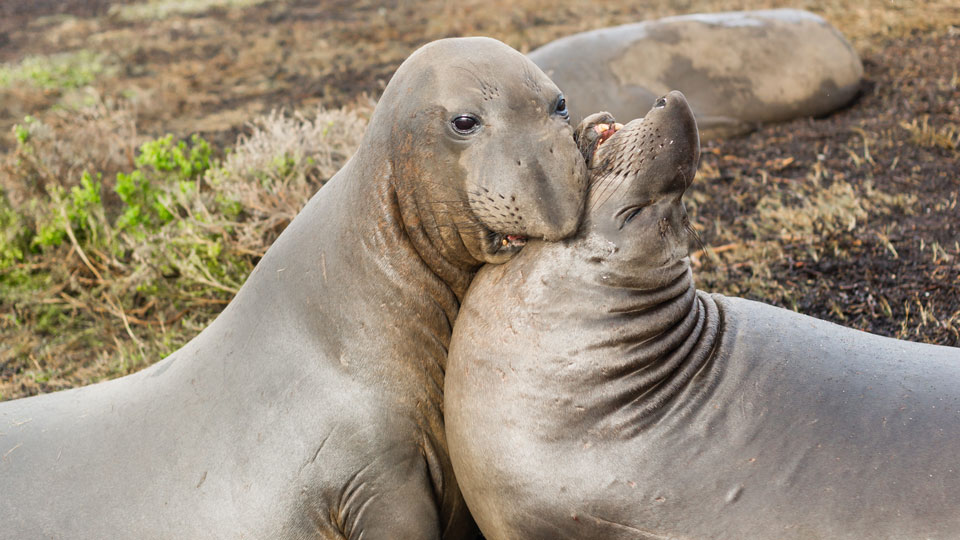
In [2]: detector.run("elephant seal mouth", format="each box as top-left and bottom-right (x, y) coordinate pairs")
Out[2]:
(478, 227), (528, 259)
(483, 231), (528, 257)
(595, 122), (623, 148)
(589, 91), (700, 198)
(501, 234), (528, 247)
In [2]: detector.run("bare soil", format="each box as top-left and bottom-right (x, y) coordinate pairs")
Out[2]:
(693, 29), (960, 344)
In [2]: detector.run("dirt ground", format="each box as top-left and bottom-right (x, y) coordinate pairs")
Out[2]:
(0, 0), (958, 398)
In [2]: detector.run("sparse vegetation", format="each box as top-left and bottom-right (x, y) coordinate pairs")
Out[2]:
(685, 29), (960, 342)
(0, 50), (109, 91)
(901, 116), (960, 152)
(0, 105), (368, 398)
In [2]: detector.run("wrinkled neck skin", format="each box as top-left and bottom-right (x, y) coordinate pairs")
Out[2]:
(311, 125), (480, 427)
(378, 129), (484, 302)
(333, 133), (473, 532)
(544, 231), (721, 438)
(541, 93), (718, 437)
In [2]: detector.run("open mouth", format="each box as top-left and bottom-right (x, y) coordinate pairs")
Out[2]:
(479, 229), (529, 260)
(472, 211), (529, 259)
(495, 233), (528, 249)
(503, 234), (527, 247)
(595, 121), (623, 151)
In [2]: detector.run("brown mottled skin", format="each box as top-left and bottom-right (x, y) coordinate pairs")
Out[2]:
(446, 91), (960, 539)
(529, 9), (863, 138)
(0, 37), (586, 539)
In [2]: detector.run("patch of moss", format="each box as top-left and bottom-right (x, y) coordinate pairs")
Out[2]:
(0, 51), (108, 91)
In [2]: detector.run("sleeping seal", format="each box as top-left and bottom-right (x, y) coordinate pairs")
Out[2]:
(0, 37), (586, 539)
(529, 9), (863, 138)
(446, 91), (960, 539)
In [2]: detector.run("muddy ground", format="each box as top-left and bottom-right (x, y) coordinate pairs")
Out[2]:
(0, 0), (958, 398)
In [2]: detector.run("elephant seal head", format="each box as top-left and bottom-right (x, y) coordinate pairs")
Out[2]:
(579, 90), (700, 287)
(365, 37), (588, 268)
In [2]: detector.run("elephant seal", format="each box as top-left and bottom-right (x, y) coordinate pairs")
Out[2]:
(0, 37), (586, 539)
(529, 9), (863, 138)
(446, 91), (960, 539)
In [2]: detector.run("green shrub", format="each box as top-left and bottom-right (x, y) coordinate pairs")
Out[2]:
(13, 120), (31, 145)
(114, 135), (212, 235)
(33, 171), (104, 248)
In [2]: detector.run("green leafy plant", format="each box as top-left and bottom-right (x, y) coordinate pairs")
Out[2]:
(13, 119), (32, 145)
(115, 135), (212, 235)
(33, 171), (104, 248)
(0, 197), (28, 269)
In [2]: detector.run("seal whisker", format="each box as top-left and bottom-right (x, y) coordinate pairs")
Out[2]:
(587, 138), (632, 212)
(451, 64), (485, 88)
(415, 181), (493, 205)
(415, 179), (472, 196)
(454, 61), (500, 99)
(589, 173), (628, 213)
(685, 222), (705, 254)
(424, 200), (474, 207)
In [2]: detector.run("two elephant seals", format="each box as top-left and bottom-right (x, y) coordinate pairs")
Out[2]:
(446, 92), (960, 539)
(0, 37), (586, 539)
(529, 9), (864, 138)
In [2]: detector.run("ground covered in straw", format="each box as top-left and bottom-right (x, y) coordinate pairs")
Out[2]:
(1, 0), (958, 399)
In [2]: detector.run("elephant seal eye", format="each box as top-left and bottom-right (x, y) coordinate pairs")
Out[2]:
(452, 115), (480, 134)
(555, 96), (568, 119)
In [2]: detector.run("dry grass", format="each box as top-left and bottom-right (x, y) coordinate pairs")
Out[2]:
(208, 104), (371, 256)
(689, 173), (918, 308)
(3, 0), (956, 149)
(684, 29), (959, 342)
(0, 50), (110, 90)
(901, 116), (960, 152)
(0, 92), (138, 208)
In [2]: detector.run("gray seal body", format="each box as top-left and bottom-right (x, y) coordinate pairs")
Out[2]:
(529, 9), (863, 138)
(0, 37), (587, 540)
(446, 92), (960, 539)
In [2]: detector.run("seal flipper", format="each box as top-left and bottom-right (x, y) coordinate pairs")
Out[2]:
(339, 465), (442, 540)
